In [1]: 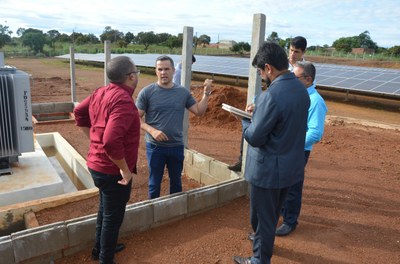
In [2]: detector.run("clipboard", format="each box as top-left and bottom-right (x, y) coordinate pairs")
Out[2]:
(222, 103), (252, 119)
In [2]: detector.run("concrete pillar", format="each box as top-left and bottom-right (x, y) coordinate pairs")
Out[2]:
(0, 52), (4, 67)
(104, 40), (111, 85)
(69, 46), (77, 103)
(242, 13), (266, 174)
(181, 26), (194, 148)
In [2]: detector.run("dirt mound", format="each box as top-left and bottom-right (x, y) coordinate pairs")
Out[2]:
(190, 85), (246, 130)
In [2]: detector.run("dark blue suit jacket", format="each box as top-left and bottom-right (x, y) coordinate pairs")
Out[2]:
(243, 72), (310, 189)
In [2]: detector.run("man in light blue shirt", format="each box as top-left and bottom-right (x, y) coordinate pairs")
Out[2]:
(276, 60), (328, 236)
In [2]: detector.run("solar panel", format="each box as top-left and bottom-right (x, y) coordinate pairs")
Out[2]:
(56, 53), (400, 97)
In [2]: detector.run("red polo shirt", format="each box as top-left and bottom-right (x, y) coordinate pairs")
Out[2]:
(74, 82), (140, 175)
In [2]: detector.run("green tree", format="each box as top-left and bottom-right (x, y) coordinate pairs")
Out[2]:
(47, 29), (60, 49)
(164, 35), (181, 53)
(57, 33), (71, 42)
(100, 26), (124, 43)
(230, 42), (251, 55)
(267, 32), (290, 48)
(156, 33), (171, 44)
(267, 31), (281, 43)
(135, 31), (157, 50)
(70, 32), (84, 44)
(116, 39), (128, 48)
(0, 24), (13, 48)
(332, 37), (353, 52)
(86, 33), (100, 44)
(16, 27), (25, 36)
(125, 32), (135, 44)
(358, 31), (377, 50)
(387, 45), (400, 56)
(21, 28), (47, 54)
(198, 34), (210, 47)
(333, 31), (378, 52)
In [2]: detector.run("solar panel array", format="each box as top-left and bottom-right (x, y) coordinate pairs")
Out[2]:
(56, 53), (400, 97)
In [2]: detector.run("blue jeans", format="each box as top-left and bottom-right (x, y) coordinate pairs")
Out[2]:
(281, 151), (311, 227)
(90, 168), (131, 264)
(146, 142), (184, 199)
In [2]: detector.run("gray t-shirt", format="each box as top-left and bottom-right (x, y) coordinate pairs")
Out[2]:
(136, 83), (196, 146)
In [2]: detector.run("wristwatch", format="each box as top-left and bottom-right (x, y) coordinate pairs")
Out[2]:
(204, 91), (212, 96)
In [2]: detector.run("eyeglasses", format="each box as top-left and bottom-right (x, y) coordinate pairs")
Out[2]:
(126, 70), (140, 76)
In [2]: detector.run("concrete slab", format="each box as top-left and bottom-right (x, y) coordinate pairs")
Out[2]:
(0, 141), (64, 207)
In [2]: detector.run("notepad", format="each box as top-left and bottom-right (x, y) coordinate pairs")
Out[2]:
(222, 103), (252, 119)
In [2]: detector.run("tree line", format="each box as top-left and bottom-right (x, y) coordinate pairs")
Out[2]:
(1, 24), (399, 57)
(0, 25), (215, 54)
(267, 31), (400, 57)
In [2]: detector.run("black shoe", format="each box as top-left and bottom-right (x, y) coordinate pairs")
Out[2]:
(275, 223), (296, 236)
(247, 232), (255, 241)
(228, 160), (242, 172)
(233, 256), (252, 264)
(91, 243), (126, 261)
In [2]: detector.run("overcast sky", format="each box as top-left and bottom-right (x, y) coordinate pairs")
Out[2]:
(1, 0), (399, 48)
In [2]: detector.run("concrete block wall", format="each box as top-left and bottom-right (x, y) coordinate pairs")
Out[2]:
(0, 236), (13, 264)
(11, 222), (67, 263)
(0, 143), (248, 263)
(0, 178), (248, 263)
(184, 148), (241, 185)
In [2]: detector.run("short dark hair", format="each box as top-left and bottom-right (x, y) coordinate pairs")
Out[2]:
(295, 61), (316, 82)
(106, 56), (135, 83)
(290, 36), (307, 51)
(192, 55), (196, 63)
(252, 41), (288, 71)
(156, 55), (175, 69)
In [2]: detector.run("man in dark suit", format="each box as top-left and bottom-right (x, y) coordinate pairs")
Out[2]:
(233, 42), (310, 264)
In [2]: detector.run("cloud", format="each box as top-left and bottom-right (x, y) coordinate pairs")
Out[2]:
(0, 0), (398, 47)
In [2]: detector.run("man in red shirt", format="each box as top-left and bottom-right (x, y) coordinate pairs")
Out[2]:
(74, 56), (141, 264)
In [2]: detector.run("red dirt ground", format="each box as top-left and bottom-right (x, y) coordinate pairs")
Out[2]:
(5, 57), (400, 264)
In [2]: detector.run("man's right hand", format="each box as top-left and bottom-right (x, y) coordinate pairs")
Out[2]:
(151, 129), (169, 142)
(118, 169), (134, 185)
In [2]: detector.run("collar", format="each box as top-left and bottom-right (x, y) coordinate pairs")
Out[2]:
(307, 83), (317, 95)
(270, 71), (293, 86)
(109, 82), (135, 96)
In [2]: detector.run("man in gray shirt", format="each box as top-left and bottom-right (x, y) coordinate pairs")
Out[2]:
(136, 55), (212, 199)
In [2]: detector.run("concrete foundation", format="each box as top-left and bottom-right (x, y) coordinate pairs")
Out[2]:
(0, 141), (63, 207)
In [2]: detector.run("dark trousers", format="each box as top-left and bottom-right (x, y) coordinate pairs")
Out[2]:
(250, 185), (289, 264)
(90, 168), (131, 264)
(146, 142), (184, 199)
(281, 151), (311, 227)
